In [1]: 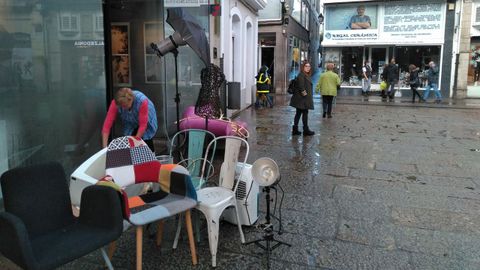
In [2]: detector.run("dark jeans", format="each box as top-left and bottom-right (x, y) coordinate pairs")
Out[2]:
(410, 86), (423, 102)
(322, 95), (334, 115)
(293, 108), (309, 127)
(387, 80), (397, 98)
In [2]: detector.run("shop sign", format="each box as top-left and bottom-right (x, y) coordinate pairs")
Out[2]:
(382, 2), (444, 43)
(322, 0), (445, 46)
(73, 40), (104, 48)
(164, 0), (208, 7)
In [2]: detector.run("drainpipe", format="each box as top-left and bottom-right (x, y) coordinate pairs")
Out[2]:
(452, 53), (459, 99)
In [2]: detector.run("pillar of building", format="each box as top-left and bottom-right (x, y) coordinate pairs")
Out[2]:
(457, 0), (473, 99)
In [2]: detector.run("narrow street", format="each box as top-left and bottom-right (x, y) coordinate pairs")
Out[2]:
(4, 96), (480, 270)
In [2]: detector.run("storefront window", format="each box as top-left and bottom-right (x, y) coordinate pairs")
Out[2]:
(341, 47), (363, 85)
(291, 0), (301, 24)
(0, 0), (106, 180)
(303, 4), (309, 30)
(288, 36), (300, 80)
(468, 42), (480, 86)
(395, 46), (440, 88)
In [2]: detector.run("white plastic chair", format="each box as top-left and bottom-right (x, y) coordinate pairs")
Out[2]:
(195, 135), (249, 267)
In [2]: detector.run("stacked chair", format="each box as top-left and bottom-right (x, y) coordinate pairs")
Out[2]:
(172, 135), (250, 267)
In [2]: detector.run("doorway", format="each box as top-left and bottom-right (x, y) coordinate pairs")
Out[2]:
(261, 47), (274, 89)
(370, 47), (387, 83)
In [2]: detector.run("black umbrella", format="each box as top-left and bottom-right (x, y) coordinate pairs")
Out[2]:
(166, 7), (210, 66)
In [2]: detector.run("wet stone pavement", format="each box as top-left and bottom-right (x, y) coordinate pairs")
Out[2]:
(3, 95), (480, 269)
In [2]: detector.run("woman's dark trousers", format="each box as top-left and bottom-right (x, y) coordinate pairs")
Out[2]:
(411, 86), (423, 102)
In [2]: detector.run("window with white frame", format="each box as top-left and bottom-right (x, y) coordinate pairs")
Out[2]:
(59, 13), (79, 32)
(94, 14), (103, 32)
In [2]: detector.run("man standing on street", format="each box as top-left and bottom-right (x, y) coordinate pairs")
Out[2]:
(386, 58), (399, 101)
(423, 61), (442, 103)
(361, 61), (372, 96)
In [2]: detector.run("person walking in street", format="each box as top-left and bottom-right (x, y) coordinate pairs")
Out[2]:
(408, 64), (425, 103)
(290, 61), (315, 136)
(255, 65), (273, 108)
(385, 58), (399, 101)
(316, 63), (340, 118)
(102, 87), (158, 151)
(361, 60), (372, 96)
(422, 61), (442, 103)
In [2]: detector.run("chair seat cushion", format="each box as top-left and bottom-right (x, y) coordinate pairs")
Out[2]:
(128, 193), (197, 226)
(196, 187), (235, 209)
(31, 223), (120, 270)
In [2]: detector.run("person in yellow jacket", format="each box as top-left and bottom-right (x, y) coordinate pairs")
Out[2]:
(255, 65), (273, 108)
(316, 63), (341, 118)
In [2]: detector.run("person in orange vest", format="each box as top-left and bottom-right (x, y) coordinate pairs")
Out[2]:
(255, 65), (273, 108)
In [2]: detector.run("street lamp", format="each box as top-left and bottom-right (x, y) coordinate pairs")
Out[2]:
(318, 13), (324, 24)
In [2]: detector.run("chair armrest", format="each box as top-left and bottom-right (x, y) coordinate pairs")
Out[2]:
(0, 212), (36, 269)
(78, 185), (124, 235)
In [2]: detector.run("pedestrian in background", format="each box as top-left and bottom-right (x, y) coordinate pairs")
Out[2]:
(385, 58), (399, 101)
(422, 61), (442, 103)
(408, 64), (425, 103)
(316, 63), (340, 118)
(290, 61), (315, 136)
(102, 87), (158, 151)
(255, 65), (273, 108)
(361, 60), (372, 96)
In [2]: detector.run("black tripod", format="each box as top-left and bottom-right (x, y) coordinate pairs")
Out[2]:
(244, 185), (291, 269)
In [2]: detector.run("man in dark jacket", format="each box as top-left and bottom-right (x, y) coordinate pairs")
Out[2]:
(385, 58), (399, 100)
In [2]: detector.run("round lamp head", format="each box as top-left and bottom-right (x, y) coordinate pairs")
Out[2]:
(252, 157), (280, 186)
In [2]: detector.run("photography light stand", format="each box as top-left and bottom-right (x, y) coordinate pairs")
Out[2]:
(244, 158), (291, 270)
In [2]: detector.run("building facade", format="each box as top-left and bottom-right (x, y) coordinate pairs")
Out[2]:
(456, 0), (480, 98)
(0, 0), (264, 191)
(322, 0), (456, 98)
(258, 0), (322, 94)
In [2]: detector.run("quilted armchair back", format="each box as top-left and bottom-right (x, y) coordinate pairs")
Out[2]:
(105, 136), (196, 200)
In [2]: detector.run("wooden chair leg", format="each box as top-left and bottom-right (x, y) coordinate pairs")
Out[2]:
(156, 220), (165, 246)
(136, 226), (143, 270)
(185, 210), (198, 265)
(107, 241), (116, 260)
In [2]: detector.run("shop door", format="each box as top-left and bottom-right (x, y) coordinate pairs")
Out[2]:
(261, 47), (274, 89)
(371, 47), (387, 83)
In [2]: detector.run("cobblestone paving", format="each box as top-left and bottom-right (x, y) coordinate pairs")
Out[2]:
(2, 96), (480, 269)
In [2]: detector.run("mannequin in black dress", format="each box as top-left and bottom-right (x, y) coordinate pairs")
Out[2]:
(195, 63), (224, 119)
